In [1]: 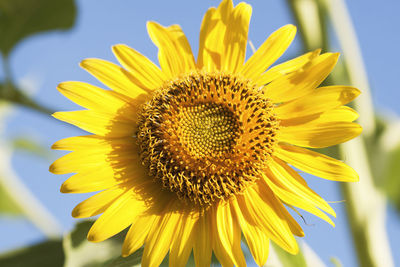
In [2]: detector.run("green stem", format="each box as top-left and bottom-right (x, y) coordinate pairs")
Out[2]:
(323, 0), (393, 266)
(339, 139), (392, 267)
(2, 84), (54, 115)
(286, 0), (394, 266)
(286, 0), (329, 52)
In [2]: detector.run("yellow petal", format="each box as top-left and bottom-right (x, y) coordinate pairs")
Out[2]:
(57, 81), (135, 115)
(318, 106), (359, 122)
(87, 188), (146, 242)
(122, 214), (157, 257)
(231, 198), (270, 266)
(147, 22), (195, 79)
(60, 159), (146, 194)
(50, 137), (139, 176)
(197, 7), (217, 70)
(275, 86), (360, 119)
(197, 0), (233, 71)
(197, 0), (251, 73)
(215, 202), (246, 267)
(141, 203), (181, 267)
(240, 25), (296, 81)
(193, 214), (213, 267)
(264, 158), (336, 226)
(256, 49), (321, 86)
(169, 213), (197, 267)
(112, 44), (167, 90)
(276, 144), (359, 182)
(80, 58), (147, 99)
(52, 135), (136, 152)
(221, 2), (252, 72)
(237, 186), (299, 254)
(50, 151), (102, 174)
(264, 53), (339, 103)
(210, 206), (234, 267)
(71, 185), (126, 218)
(61, 167), (120, 193)
(279, 121), (362, 148)
(280, 106), (360, 127)
(50, 148), (139, 175)
(53, 110), (136, 137)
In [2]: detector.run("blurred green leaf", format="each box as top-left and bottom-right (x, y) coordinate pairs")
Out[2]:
(383, 144), (400, 213)
(0, 180), (22, 214)
(12, 137), (51, 160)
(64, 221), (125, 267)
(103, 250), (143, 267)
(273, 243), (307, 267)
(0, 0), (76, 56)
(363, 116), (400, 214)
(363, 117), (388, 187)
(64, 221), (180, 267)
(0, 240), (64, 267)
(330, 257), (343, 267)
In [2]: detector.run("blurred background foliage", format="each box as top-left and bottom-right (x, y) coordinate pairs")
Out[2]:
(0, 0), (75, 220)
(0, 0), (398, 266)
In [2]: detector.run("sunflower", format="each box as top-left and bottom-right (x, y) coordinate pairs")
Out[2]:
(50, 0), (361, 266)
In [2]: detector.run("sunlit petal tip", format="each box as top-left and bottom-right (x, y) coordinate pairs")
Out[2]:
(87, 231), (99, 243)
(354, 173), (360, 182)
(352, 86), (361, 96)
(71, 201), (95, 219)
(51, 112), (60, 119)
(50, 143), (58, 150)
(48, 163), (57, 174)
(60, 182), (72, 194)
(276, 24), (297, 40)
(146, 21), (158, 32)
(56, 82), (69, 92)
(286, 240), (300, 255)
(347, 169), (360, 182)
(50, 140), (67, 150)
(71, 208), (80, 218)
(121, 251), (130, 258)
(339, 86), (361, 103)
(121, 241), (133, 258)
(235, 2), (252, 17)
(284, 23), (297, 32)
(111, 44), (125, 56)
(87, 222), (113, 243)
(354, 124), (363, 136)
(51, 112), (73, 125)
(333, 52), (340, 60)
(79, 58), (94, 69)
(111, 43), (124, 50)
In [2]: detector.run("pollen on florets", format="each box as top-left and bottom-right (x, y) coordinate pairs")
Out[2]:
(137, 71), (279, 206)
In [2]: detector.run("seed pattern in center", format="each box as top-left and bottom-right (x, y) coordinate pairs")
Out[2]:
(178, 103), (240, 159)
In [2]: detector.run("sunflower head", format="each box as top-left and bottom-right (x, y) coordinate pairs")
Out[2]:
(50, 0), (361, 266)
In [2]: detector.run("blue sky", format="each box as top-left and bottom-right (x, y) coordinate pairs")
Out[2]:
(1, 0), (399, 266)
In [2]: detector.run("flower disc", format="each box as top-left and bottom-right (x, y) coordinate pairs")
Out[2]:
(137, 72), (279, 205)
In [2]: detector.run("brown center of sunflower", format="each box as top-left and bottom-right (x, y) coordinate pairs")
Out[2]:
(178, 103), (240, 159)
(137, 72), (279, 206)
